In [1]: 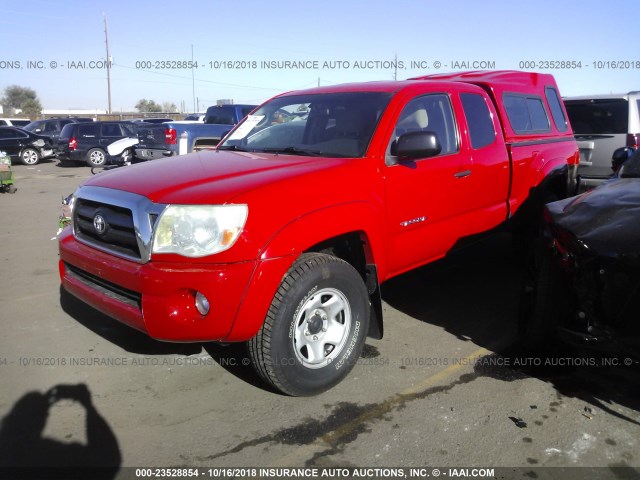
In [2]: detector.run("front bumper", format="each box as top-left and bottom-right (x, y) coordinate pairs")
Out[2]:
(59, 228), (258, 342)
(55, 150), (85, 162)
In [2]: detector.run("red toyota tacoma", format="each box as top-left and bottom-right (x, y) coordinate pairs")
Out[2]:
(59, 71), (579, 396)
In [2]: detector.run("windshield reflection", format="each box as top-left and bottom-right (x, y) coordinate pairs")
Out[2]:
(219, 92), (391, 158)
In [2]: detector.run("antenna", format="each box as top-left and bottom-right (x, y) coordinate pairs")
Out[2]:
(104, 13), (112, 114)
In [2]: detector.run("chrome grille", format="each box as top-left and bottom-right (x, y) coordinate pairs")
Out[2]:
(74, 199), (140, 259)
(72, 186), (166, 263)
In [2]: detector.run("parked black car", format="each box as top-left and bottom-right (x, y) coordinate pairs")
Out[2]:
(23, 117), (93, 142)
(56, 121), (138, 167)
(0, 126), (54, 165)
(520, 147), (640, 358)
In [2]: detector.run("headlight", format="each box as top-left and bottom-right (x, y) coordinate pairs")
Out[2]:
(152, 205), (248, 257)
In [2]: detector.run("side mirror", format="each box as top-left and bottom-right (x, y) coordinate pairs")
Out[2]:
(611, 146), (635, 173)
(34, 128), (42, 133)
(393, 131), (441, 161)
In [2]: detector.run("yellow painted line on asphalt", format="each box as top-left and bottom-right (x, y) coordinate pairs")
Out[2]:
(271, 346), (490, 467)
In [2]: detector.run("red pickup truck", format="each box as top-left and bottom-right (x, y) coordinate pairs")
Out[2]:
(59, 71), (579, 396)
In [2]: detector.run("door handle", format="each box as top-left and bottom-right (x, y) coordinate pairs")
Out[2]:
(454, 169), (471, 178)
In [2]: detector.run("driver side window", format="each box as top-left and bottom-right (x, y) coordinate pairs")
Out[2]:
(386, 94), (458, 164)
(43, 121), (59, 134)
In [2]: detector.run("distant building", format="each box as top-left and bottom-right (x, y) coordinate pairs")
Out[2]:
(43, 109), (106, 116)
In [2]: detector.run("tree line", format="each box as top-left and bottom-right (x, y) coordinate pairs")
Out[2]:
(0, 85), (179, 116)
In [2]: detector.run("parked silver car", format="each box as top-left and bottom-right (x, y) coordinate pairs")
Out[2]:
(564, 92), (640, 191)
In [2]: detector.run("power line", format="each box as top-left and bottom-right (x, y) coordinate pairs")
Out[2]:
(111, 62), (283, 91)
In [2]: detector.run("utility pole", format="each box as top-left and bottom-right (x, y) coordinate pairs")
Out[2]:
(104, 13), (112, 114)
(191, 45), (196, 113)
(394, 53), (397, 81)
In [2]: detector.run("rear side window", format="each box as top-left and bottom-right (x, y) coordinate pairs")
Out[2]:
(59, 124), (74, 139)
(545, 87), (568, 132)
(205, 107), (235, 125)
(122, 123), (137, 136)
(0, 129), (20, 139)
(101, 123), (123, 137)
(564, 99), (629, 134)
(503, 94), (551, 133)
(460, 93), (495, 149)
(78, 124), (99, 137)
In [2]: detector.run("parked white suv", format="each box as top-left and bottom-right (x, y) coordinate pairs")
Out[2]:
(0, 118), (31, 127)
(564, 92), (640, 190)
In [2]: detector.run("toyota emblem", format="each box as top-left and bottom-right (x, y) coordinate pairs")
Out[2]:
(93, 214), (106, 235)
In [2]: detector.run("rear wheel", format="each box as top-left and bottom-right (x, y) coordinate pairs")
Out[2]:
(86, 148), (106, 167)
(20, 148), (40, 165)
(248, 253), (370, 396)
(518, 240), (567, 351)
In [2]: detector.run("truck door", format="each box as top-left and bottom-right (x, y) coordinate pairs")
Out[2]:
(384, 93), (475, 276)
(457, 92), (510, 231)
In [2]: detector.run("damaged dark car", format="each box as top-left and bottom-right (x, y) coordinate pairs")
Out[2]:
(520, 147), (640, 357)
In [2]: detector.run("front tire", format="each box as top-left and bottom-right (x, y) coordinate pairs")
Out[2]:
(248, 253), (370, 396)
(86, 148), (106, 167)
(20, 148), (40, 165)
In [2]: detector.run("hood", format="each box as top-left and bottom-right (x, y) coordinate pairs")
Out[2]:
(546, 178), (640, 260)
(106, 137), (138, 156)
(82, 150), (344, 204)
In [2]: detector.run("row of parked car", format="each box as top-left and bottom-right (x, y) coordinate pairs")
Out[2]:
(0, 106), (251, 167)
(0, 117), (172, 167)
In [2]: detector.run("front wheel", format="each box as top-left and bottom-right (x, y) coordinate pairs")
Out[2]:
(248, 253), (370, 396)
(20, 148), (40, 165)
(86, 148), (106, 167)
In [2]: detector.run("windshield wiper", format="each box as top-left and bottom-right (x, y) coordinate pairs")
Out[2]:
(217, 145), (249, 152)
(260, 147), (325, 157)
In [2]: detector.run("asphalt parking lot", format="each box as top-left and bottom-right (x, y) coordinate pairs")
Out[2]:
(1, 158), (639, 479)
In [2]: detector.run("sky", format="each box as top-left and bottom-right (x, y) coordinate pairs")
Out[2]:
(0, 0), (638, 113)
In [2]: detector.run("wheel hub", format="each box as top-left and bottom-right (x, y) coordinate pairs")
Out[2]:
(293, 288), (351, 369)
(306, 311), (325, 335)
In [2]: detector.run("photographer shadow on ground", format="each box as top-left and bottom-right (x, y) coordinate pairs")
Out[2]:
(0, 384), (121, 479)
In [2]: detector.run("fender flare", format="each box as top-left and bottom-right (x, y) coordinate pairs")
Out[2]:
(226, 202), (387, 342)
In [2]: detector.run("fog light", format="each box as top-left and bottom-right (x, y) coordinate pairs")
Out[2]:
(195, 292), (210, 316)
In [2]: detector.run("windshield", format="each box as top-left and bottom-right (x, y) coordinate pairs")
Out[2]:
(22, 121), (42, 132)
(219, 92), (391, 158)
(564, 99), (628, 134)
